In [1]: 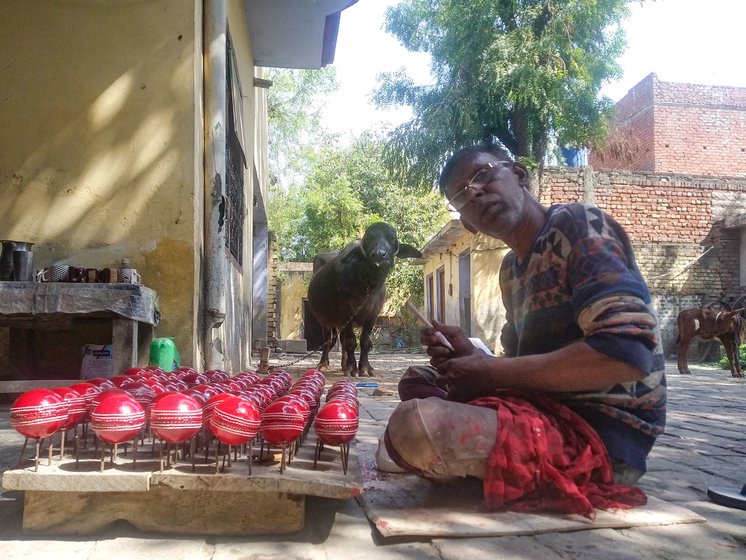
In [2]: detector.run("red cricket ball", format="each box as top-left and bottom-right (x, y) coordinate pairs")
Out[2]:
(90, 393), (145, 444)
(85, 377), (116, 390)
(122, 367), (148, 377)
(273, 394), (311, 426)
(209, 395), (261, 446)
(150, 393), (203, 443)
(202, 392), (236, 427)
(87, 388), (127, 417)
(260, 398), (304, 445)
(109, 375), (129, 387)
(204, 369), (230, 382)
(313, 400), (359, 446)
(67, 382), (101, 421)
(326, 380), (358, 402)
(10, 389), (69, 440)
(181, 372), (210, 386)
(234, 371), (261, 385)
(123, 382), (157, 418)
(51, 386), (86, 430)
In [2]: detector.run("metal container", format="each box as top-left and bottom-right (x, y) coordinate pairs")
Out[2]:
(12, 250), (34, 281)
(0, 240), (34, 281)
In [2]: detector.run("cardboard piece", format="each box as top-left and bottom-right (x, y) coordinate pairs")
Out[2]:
(358, 470), (706, 538)
(355, 435), (705, 539)
(80, 344), (113, 379)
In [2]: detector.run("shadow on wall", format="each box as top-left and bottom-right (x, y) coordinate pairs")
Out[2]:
(0, 2), (200, 365)
(1, 3), (195, 268)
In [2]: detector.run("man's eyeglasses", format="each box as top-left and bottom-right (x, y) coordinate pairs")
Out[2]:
(445, 161), (510, 212)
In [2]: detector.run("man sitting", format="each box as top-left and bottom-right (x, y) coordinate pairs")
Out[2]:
(379, 143), (666, 516)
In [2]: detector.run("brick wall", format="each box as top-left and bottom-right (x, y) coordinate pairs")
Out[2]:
(539, 167), (746, 356)
(590, 74), (746, 178)
(591, 74), (656, 172)
(266, 232), (279, 349)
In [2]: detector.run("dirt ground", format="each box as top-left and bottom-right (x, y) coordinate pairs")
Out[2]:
(268, 347), (432, 395)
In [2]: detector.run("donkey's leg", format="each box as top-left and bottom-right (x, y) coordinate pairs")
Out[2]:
(677, 335), (692, 375)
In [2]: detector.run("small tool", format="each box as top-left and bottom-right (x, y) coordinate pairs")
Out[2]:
(405, 300), (455, 352)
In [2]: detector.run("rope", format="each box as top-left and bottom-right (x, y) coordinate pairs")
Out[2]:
(648, 243), (720, 281)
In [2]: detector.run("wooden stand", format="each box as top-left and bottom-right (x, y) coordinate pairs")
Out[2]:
(22, 487), (305, 535)
(2, 437), (362, 535)
(0, 282), (159, 394)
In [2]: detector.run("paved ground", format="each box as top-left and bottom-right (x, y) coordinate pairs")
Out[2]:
(0, 351), (745, 559)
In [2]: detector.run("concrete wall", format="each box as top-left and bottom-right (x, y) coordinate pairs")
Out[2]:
(219, 0), (262, 372)
(0, 0), (271, 376)
(0, 0), (199, 371)
(277, 263), (313, 341)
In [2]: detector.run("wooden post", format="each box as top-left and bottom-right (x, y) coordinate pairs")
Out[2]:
(112, 318), (138, 375)
(257, 346), (271, 374)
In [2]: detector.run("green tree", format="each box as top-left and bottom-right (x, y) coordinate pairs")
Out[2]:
(267, 180), (309, 261)
(376, 0), (632, 187)
(269, 133), (449, 307)
(265, 67), (339, 185)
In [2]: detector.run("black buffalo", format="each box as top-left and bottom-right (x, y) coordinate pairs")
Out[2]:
(307, 222), (422, 376)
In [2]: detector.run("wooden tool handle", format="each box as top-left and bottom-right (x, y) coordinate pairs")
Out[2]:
(405, 300), (455, 352)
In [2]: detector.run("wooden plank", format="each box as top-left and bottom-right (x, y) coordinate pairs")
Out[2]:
(0, 379), (73, 393)
(358, 472), (705, 538)
(0, 315), (74, 329)
(2, 436), (363, 536)
(152, 441), (362, 499)
(22, 486), (305, 535)
(3, 436), (362, 499)
(3, 466), (151, 493)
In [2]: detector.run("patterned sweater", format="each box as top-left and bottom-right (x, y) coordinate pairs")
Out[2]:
(499, 203), (667, 472)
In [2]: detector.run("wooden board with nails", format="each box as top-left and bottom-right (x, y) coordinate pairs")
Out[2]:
(2, 435), (362, 535)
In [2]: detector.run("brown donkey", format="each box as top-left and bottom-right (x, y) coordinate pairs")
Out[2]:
(676, 306), (746, 377)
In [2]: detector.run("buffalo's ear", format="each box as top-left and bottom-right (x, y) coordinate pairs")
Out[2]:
(340, 241), (366, 264)
(396, 243), (423, 259)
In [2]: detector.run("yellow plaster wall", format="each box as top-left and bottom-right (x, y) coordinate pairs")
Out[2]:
(422, 237), (470, 325)
(470, 234), (510, 354)
(278, 271), (312, 340)
(421, 231), (509, 354)
(0, 0), (199, 365)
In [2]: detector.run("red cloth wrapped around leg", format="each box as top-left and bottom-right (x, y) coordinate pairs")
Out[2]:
(470, 394), (647, 519)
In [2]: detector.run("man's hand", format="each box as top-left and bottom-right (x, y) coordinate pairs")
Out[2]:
(421, 320), (474, 366)
(434, 352), (501, 402)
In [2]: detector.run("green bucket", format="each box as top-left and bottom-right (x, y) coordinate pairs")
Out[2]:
(148, 337), (181, 372)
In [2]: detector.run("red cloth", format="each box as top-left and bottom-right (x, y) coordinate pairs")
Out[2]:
(470, 393), (647, 519)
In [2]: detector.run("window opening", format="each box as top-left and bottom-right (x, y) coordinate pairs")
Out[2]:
(225, 33), (246, 265)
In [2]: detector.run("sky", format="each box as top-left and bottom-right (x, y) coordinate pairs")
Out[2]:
(323, 0), (746, 141)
